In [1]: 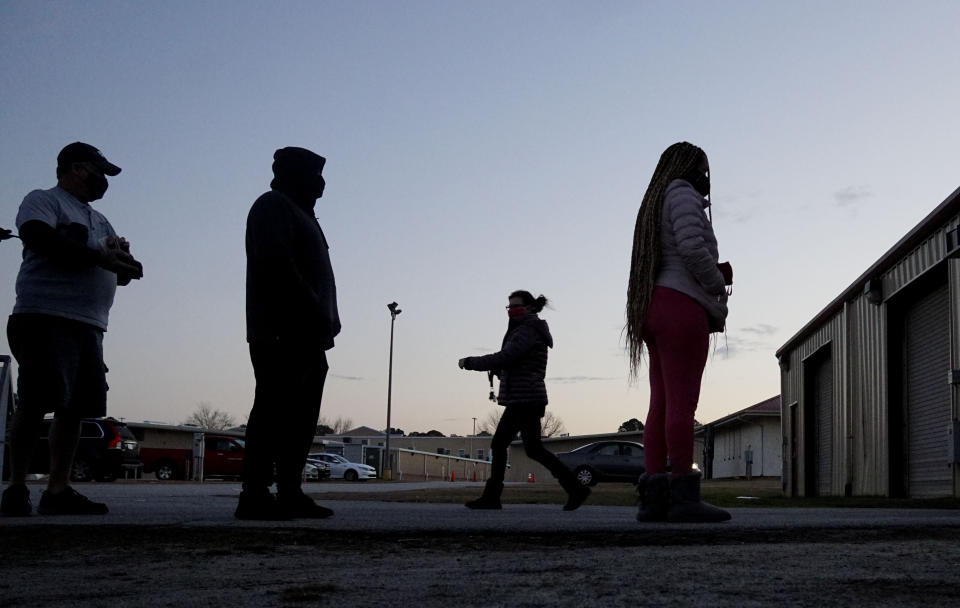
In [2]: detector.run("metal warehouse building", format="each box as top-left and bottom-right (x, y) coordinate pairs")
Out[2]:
(777, 186), (960, 498)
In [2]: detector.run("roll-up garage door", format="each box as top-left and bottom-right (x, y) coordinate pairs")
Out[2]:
(903, 281), (952, 498)
(813, 355), (833, 496)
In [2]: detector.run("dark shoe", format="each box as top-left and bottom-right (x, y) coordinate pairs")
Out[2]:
(636, 473), (669, 522)
(560, 478), (590, 511)
(465, 481), (503, 510)
(278, 491), (333, 519)
(667, 472), (731, 523)
(37, 487), (108, 515)
(235, 490), (290, 521)
(563, 485), (590, 511)
(1, 484), (32, 517)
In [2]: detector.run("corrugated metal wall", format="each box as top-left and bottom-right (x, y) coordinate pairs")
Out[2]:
(780, 212), (960, 497)
(846, 296), (888, 495)
(884, 219), (958, 296)
(950, 258), (960, 498)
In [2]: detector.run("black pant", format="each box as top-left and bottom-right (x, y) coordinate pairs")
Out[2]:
(242, 340), (328, 494)
(489, 405), (575, 486)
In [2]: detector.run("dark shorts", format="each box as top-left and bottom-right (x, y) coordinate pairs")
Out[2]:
(7, 313), (108, 417)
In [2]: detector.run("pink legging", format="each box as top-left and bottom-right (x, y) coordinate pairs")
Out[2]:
(643, 286), (709, 475)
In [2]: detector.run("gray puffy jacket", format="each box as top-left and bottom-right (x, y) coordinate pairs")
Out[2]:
(655, 179), (728, 331)
(461, 315), (553, 407)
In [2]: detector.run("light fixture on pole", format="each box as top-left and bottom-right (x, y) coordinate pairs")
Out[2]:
(383, 301), (401, 480)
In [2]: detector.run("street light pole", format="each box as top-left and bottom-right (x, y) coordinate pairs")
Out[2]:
(384, 302), (401, 480)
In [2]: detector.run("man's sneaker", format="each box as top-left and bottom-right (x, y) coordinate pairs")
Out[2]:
(1, 484), (32, 517)
(235, 490), (291, 521)
(278, 490), (334, 519)
(37, 487), (108, 515)
(563, 484), (591, 511)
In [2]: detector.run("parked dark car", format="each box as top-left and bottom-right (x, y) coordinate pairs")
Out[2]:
(556, 441), (645, 487)
(3, 417), (140, 482)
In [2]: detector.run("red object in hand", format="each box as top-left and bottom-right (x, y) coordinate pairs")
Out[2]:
(717, 261), (733, 285)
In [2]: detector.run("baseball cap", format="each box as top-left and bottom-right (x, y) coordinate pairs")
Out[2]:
(57, 142), (121, 176)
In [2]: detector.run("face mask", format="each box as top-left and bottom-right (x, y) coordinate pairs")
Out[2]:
(689, 171), (710, 198)
(507, 307), (527, 318)
(84, 171), (109, 200)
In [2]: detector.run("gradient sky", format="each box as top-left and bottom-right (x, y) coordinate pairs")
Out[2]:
(2, 2), (958, 436)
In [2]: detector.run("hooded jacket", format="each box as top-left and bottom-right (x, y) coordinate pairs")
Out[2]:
(461, 314), (553, 407)
(655, 179), (728, 332)
(245, 150), (340, 348)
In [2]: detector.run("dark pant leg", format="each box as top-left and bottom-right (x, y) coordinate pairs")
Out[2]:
(7, 314), (79, 482)
(516, 409), (576, 485)
(489, 408), (522, 484)
(276, 349), (328, 494)
(242, 341), (284, 492)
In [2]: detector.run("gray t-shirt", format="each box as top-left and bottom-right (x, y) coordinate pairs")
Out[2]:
(13, 186), (118, 330)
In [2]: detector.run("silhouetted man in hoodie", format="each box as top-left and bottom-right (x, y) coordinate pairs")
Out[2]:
(236, 147), (340, 520)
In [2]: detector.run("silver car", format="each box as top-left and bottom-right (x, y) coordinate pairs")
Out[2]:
(308, 453), (377, 481)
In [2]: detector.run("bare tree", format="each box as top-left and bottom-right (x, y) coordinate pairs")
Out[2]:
(477, 408), (565, 438)
(331, 416), (354, 435)
(477, 409), (503, 435)
(183, 402), (236, 430)
(541, 411), (566, 437)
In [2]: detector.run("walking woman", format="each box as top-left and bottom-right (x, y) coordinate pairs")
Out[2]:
(626, 142), (732, 523)
(458, 290), (589, 511)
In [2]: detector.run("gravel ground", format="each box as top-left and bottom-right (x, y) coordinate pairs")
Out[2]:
(2, 482), (960, 607)
(3, 524), (960, 607)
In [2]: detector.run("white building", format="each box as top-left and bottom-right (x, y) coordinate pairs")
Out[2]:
(698, 396), (781, 481)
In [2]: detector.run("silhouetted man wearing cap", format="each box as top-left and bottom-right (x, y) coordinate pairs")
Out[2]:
(1, 142), (143, 517)
(237, 146), (340, 520)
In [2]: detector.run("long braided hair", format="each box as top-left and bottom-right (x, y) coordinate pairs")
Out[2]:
(625, 142), (708, 379)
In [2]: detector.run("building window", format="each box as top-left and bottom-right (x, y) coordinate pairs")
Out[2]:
(458, 449), (465, 457)
(476, 448), (485, 460)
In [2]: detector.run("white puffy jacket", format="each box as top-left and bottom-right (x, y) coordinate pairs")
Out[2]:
(655, 179), (728, 331)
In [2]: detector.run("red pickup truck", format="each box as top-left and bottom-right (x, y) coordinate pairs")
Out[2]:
(140, 434), (245, 481)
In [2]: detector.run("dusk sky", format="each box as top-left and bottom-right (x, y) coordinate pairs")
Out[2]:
(2, 2), (958, 437)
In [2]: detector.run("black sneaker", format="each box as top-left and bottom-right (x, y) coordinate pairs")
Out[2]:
(37, 487), (108, 515)
(563, 485), (590, 511)
(235, 490), (291, 521)
(278, 491), (334, 519)
(1, 484), (32, 517)
(465, 496), (502, 510)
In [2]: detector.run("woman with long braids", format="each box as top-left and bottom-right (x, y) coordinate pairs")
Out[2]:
(626, 142), (732, 523)
(458, 290), (589, 511)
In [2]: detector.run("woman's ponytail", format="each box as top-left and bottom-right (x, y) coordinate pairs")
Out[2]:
(510, 290), (549, 313)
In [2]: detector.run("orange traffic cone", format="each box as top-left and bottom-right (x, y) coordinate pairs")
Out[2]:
(450, 470), (456, 482)
(527, 472), (536, 483)
(472, 470), (477, 482)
